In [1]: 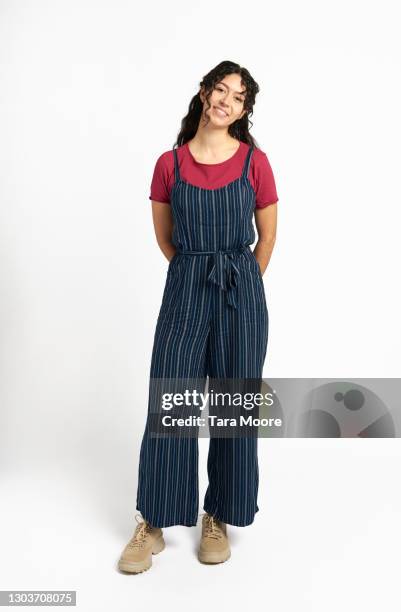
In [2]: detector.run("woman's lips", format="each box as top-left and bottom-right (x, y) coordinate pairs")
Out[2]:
(214, 106), (228, 117)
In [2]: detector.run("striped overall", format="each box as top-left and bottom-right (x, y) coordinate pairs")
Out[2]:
(136, 143), (268, 527)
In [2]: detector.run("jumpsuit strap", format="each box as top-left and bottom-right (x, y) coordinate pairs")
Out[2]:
(172, 146), (181, 183)
(241, 144), (255, 180)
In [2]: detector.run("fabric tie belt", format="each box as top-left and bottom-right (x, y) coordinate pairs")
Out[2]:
(177, 246), (248, 310)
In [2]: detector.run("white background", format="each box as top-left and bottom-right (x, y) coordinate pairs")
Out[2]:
(1, 0), (400, 610)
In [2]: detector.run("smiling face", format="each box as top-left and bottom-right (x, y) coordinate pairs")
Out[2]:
(200, 73), (247, 127)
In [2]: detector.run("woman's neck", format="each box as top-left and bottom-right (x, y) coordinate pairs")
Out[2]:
(187, 134), (240, 164)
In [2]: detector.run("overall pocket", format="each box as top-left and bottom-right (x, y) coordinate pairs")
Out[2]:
(157, 255), (186, 321)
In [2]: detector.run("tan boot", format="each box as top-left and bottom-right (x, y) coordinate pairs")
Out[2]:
(118, 513), (165, 573)
(198, 512), (231, 564)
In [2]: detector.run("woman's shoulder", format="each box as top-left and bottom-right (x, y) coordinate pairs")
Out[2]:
(250, 144), (276, 175)
(153, 147), (175, 164)
(251, 143), (270, 160)
(149, 149), (178, 185)
(152, 145), (185, 174)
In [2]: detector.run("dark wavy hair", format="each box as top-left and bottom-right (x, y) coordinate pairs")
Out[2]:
(174, 60), (260, 149)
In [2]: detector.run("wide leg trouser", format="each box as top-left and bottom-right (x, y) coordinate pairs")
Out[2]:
(135, 255), (268, 527)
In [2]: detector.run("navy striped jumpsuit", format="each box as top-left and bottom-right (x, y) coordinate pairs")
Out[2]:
(136, 143), (268, 527)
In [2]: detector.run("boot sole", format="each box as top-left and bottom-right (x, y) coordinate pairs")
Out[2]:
(198, 547), (231, 564)
(118, 535), (165, 573)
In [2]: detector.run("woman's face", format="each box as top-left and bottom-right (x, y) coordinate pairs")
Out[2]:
(200, 73), (247, 127)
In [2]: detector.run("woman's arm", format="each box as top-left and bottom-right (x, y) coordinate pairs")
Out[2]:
(253, 203), (277, 276)
(151, 201), (177, 262)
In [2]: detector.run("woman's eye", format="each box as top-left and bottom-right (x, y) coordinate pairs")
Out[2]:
(215, 86), (244, 103)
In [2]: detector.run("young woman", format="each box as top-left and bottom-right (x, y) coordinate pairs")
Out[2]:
(118, 60), (278, 573)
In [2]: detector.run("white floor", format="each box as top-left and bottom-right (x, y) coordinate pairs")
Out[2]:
(1, 439), (400, 611)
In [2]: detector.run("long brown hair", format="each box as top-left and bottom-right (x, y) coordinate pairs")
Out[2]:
(174, 60), (261, 149)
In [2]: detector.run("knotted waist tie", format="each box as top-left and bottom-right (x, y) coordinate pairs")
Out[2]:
(177, 246), (248, 310)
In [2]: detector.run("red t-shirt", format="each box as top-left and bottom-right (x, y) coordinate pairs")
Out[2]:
(149, 141), (279, 209)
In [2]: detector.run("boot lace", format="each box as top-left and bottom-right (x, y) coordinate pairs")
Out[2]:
(128, 513), (152, 549)
(200, 512), (224, 541)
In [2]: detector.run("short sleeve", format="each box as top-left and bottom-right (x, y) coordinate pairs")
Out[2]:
(149, 153), (171, 204)
(254, 152), (279, 209)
